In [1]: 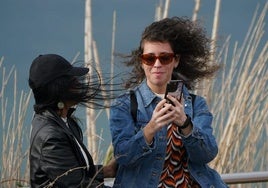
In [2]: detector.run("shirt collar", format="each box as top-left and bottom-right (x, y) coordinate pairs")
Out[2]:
(137, 80), (161, 107)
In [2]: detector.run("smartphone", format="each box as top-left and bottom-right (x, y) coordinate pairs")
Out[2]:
(165, 80), (184, 105)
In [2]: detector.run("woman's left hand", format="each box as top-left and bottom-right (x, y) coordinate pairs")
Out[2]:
(166, 94), (187, 125)
(166, 94), (193, 135)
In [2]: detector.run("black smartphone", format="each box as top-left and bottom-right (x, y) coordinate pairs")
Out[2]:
(165, 80), (184, 105)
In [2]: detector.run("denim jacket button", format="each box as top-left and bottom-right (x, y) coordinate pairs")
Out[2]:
(210, 185), (215, 188)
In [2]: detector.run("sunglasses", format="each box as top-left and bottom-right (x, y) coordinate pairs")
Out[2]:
(140, 53), (175, 66)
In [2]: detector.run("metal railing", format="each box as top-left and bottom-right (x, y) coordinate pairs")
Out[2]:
(104, 172), (268, 186)
(221, 171), (268, 184)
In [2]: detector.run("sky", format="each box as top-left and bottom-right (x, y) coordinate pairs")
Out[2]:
(0, 0), (267, 160)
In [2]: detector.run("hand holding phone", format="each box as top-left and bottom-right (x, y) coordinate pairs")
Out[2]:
(165, 80), (184, 105)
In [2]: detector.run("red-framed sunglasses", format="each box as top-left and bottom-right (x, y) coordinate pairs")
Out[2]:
(140, 53), (176, 66)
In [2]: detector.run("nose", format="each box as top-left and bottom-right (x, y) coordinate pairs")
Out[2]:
(153, 58), (162, 67)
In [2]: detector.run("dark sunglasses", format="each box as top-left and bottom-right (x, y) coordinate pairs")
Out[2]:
(140, 53), (176, 66)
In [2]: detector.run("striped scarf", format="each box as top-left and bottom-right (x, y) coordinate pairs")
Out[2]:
(158, 123), (200, 188)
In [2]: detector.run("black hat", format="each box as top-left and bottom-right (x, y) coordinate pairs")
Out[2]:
(29, 54), (89, 89)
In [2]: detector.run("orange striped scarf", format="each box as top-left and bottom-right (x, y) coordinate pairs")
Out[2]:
(158, 123), (200, 188)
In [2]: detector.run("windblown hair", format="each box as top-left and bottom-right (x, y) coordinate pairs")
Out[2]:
(30, 64), (118, 114)
(122, 16), (221, 90)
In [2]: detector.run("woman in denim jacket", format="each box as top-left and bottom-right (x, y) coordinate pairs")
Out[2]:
(109, 17), (228, 188)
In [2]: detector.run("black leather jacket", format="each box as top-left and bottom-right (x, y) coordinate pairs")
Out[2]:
(29, 110), (104, 188)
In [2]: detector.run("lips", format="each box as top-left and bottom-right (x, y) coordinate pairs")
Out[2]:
(153, 71), (164, 75)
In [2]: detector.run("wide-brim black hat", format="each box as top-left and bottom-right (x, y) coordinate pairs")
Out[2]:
(29, 54), (89, 89)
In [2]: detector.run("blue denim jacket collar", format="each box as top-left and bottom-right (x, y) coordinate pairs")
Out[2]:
(136, 80), (158, 107)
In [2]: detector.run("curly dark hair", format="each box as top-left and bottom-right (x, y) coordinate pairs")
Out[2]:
(122, 16), (221, 90)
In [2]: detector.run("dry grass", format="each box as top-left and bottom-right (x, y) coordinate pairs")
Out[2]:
(209, 3), (267, 174)
(205, 3), (268, 187)
(0, 57), (31, 187)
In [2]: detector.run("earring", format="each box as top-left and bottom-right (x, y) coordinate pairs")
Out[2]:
(57, 101), (64, 109)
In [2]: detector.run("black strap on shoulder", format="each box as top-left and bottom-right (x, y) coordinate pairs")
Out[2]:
(190, 93), (196, 105)
(189, 93), (196, 118)
(130, 90), (138, 123)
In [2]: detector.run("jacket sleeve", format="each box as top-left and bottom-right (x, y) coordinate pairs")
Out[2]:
(181, 95), (219, 164)
(109, 95), (155, 166)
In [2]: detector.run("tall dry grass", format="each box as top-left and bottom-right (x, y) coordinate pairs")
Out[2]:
(209, 3), (267, 176)
(0, 57), (31, 187)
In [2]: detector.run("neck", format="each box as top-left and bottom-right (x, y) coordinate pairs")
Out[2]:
(57, 107), (69, 118)
(148, 83), (166, 94)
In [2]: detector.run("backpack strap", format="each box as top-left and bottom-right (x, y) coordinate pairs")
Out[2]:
(130, 90), (138, 123)
(189, 93), (196, 105)
(189, 93), (196, 118)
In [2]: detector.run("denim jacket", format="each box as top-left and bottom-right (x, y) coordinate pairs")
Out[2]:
(109, 81), (228, 188)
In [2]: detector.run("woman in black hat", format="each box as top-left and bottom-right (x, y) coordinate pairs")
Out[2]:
(28, 54), (116, 188)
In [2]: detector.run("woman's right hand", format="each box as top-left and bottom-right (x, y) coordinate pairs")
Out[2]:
(143, 99), (176, 144)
